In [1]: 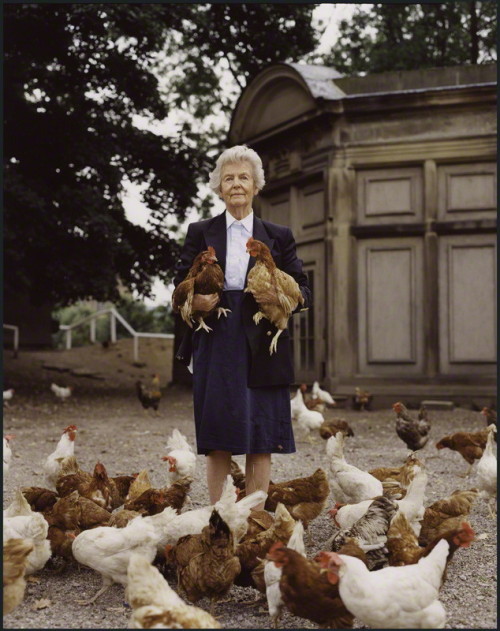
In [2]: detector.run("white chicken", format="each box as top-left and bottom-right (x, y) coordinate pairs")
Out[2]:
(44, 424), (78, 489)
(50, 382), (73, 400)
(3, 434), (15, 476)
(294, 389), (324, 443)
(328, 496), (384, 530)
(264, 519), (305, 628)
(326, 432), (383, 503)
(312, 380), (335, 406)
(72, 516), (158, 605)
(395, 469), (428, 536)
(158, 475), (267, 551)
(3, 488), (34, 519)
(162, 428), (197, 485)
(3, 388), (15, 405)
(3, 490), (51, 575)
(476, 424), (497, 518)
(290, 387), (303, 421)
(126, 553), (221, 628)
(323, 538), (450, 628)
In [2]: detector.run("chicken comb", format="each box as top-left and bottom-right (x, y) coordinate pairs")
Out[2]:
(63, 424), (78, 433)
(246, 236), (255, 246)
(207, 245), (216, 256)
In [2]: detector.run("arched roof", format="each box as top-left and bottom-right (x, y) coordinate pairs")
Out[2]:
(229, 63), (345, 145)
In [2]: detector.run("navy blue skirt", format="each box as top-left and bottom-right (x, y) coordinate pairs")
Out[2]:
(192, 290), (296, 456)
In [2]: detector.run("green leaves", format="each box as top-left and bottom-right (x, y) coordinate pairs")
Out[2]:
(322, 3), (497, 75)
(4, 4), (318, 306)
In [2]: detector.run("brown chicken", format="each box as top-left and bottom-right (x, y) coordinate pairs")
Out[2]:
(124, 477), (192, 516)
(109, 474), (136, 508)
(435, 429), (491, 477)
(369, 452), (424, 500)
(319, 418), (354, 440)
(235, 503), (295, 589)
(3, 538), (34, 615)
(264, 468), (330, 528)
(172, 246), (229, 333)
(57, 462), (117, 511)
(244, 509), (275, 540)
(352, 387), (373, 411)
(43, 490), (110, 531)
(418, 488), (479, 546)
(47, 526), (80, 562)
(230, 459), (246, 492)
(245, 237), (304, 355)
(266, 543), (355, 628)
(299, 385), (327, 414)
(167, 509), (241, 614)
(44, 490), (81, 530)
(231, 460), (275, 496)
(22, 486), (59, 512)
(107, 509), (142, 528)
(126, 470), (151, 503)
(136, 374), (162, 414)
(387, 512), (474, 580)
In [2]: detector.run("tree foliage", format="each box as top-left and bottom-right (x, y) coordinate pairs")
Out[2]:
(322, 2), (497, 75)
(4, 4), (318, 307)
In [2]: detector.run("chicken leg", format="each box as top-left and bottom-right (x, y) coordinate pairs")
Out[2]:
(76, 577), (113, 606)
(195, 318), (213, 333)
(457, 462), (474, 478)
(216, 307), (231, 319)
(269, 329), (283, 355)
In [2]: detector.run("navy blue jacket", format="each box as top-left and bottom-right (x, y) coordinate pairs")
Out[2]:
(173, 211), (311, 387)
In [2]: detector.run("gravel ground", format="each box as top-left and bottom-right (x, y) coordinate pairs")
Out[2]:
(3, 383), (497, 629)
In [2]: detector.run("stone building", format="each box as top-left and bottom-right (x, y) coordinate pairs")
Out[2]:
(228, 62), (497, 406)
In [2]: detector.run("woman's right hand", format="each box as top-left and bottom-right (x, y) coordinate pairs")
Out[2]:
(192, 293), (219, 311)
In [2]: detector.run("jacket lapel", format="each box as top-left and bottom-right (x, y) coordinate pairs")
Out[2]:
(204, 211), (228, 273)
(245, 215), (275, 281)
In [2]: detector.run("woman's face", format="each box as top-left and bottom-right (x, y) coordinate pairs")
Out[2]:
(220, 161), (257, 210)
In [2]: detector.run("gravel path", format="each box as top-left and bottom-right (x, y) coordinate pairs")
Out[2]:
(3, 385), (497, 629)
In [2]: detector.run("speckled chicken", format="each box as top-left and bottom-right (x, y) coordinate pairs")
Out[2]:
(125, 477), (192, 516)
(57, 462), (118, 511)
(330, 496), (398, 570)
(393, 402), (430, 451)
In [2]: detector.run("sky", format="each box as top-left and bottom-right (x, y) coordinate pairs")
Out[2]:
(124, 3), (361, 306)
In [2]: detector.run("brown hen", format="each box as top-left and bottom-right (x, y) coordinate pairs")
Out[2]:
(167, 509), (240, 614)
(266, 543), (355, 628)
(245, 237), (304, 355)
(418, 488), (479, 546)
(435, 429), (492, 476)
(172, 246), (229, 333)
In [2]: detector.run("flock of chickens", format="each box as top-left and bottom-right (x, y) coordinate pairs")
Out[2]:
(3, 382), (497, 629)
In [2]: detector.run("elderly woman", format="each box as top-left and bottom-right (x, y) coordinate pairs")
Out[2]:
(173, 145), (311, 509)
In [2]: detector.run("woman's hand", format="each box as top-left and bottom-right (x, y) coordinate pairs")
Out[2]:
(192, 293), (219, 311)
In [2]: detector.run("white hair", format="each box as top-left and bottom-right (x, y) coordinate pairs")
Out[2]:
(209, 145), (266, 196)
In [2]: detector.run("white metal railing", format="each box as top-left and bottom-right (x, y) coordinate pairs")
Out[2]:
(58, 307), (173, 363)
(3, 324), (19, 358)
